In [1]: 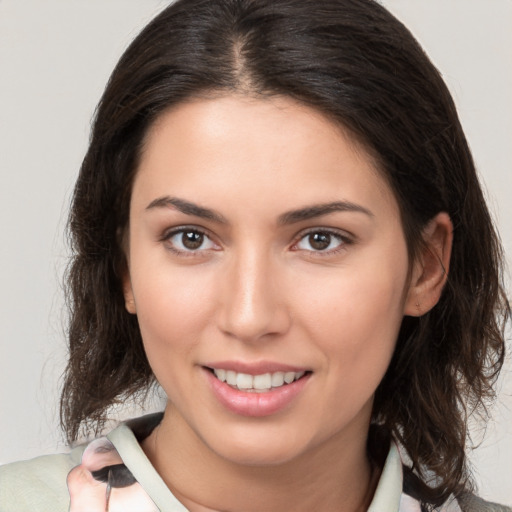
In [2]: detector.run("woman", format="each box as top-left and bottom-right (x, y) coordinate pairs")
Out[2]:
(1, 0), (510, 510)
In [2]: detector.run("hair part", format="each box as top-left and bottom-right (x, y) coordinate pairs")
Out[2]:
(61, 0), (510, 507)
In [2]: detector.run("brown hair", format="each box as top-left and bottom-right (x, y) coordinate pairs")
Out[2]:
(61, 0), (510, 507)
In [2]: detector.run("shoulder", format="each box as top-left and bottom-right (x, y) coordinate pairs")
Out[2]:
(402, 465), (512, 512)
(0, 414), (167, 512)
(0, 445), (85, 512)
(456, 492), (512, 512)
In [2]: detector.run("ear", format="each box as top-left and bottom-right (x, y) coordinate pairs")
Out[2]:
(119, 228), (136, 314)
(404, 212), (453, 317)
(122, 266), (137, 315)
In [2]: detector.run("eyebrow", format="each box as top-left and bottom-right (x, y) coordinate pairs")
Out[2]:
(145, 196), (373, 225)
(277, 201), (374, 225)
(145, 196), (228, 224)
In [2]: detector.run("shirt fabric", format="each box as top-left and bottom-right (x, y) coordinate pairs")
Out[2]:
(0, 413), (499, 512)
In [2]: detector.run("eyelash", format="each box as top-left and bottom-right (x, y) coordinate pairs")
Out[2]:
(160, 226), (219, 257)
(291, 228), (353, 257)
(160, 226), (354, 257)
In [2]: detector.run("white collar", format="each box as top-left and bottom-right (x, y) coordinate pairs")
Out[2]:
(368, 440), (403, 511)
(109, 420), (422, 512)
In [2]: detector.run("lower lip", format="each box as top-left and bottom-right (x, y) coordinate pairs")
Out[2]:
(204, 369), (311, 417)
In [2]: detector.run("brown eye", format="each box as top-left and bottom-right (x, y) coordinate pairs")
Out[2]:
(294, 230), (347, 253)
(308, 232), (331, 250)
(164, 228), (218, 253)
(182, 231), (204, 250)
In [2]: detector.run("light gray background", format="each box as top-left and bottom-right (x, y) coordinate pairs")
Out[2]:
(1, 0), (511, 505)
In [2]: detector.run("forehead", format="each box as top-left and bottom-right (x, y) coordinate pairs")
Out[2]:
(143, 94), (373, 167)
(133, 95), (399, 223)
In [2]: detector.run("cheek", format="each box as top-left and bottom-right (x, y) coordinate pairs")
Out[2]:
(294, 257), (408, 380)
(131, 265), (217, 399)
(300, 268), (405, 337)
(297, 271), (406, 427)
(130, 259), (217, 358)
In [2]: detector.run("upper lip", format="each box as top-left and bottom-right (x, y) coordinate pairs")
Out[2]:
(203, 360), (310, 375)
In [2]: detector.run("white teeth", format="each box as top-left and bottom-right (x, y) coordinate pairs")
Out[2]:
(226, 370), (237, 386)
(253, 373), (272, 390)
(271, 372), (285, 387)
(236, 373), (253, 390)
(214, 368), (226, 382)
(212, 368), (306, 391)
(284, 371), (296, 384)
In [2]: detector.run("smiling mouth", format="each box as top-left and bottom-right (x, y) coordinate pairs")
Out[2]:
(207, 368), (310, 393)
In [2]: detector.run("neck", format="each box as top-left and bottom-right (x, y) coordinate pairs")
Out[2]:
(142, 404), (379, 512)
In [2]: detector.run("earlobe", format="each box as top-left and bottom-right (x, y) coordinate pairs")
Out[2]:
(123, 273), (137, 315)
(120, 241), (136, 314)
(404, 212), (453, 317)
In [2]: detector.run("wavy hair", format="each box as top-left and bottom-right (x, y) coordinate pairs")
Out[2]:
(61, 0), (510, 507)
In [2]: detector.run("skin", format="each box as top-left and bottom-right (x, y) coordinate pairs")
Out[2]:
(123, 95), (452, 512)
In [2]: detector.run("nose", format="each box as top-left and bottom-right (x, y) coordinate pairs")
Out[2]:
(217, 248), (291, 343)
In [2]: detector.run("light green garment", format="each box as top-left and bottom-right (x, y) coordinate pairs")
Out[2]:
(0, 444), (85, 511)
(6, 413), (506, 512)
(0, 415), (187, 512)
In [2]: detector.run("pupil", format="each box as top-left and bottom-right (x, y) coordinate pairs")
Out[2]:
(309, 232), (330, 250)
(182, 231), (203, 250)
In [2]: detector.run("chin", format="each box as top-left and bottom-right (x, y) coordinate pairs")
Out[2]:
(202, 426), (312, 467)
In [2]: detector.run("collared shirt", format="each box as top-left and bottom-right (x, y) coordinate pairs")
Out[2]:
(0, 414), (465, 511)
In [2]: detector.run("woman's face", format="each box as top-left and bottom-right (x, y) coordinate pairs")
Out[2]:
(124, 95), (414, 465)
